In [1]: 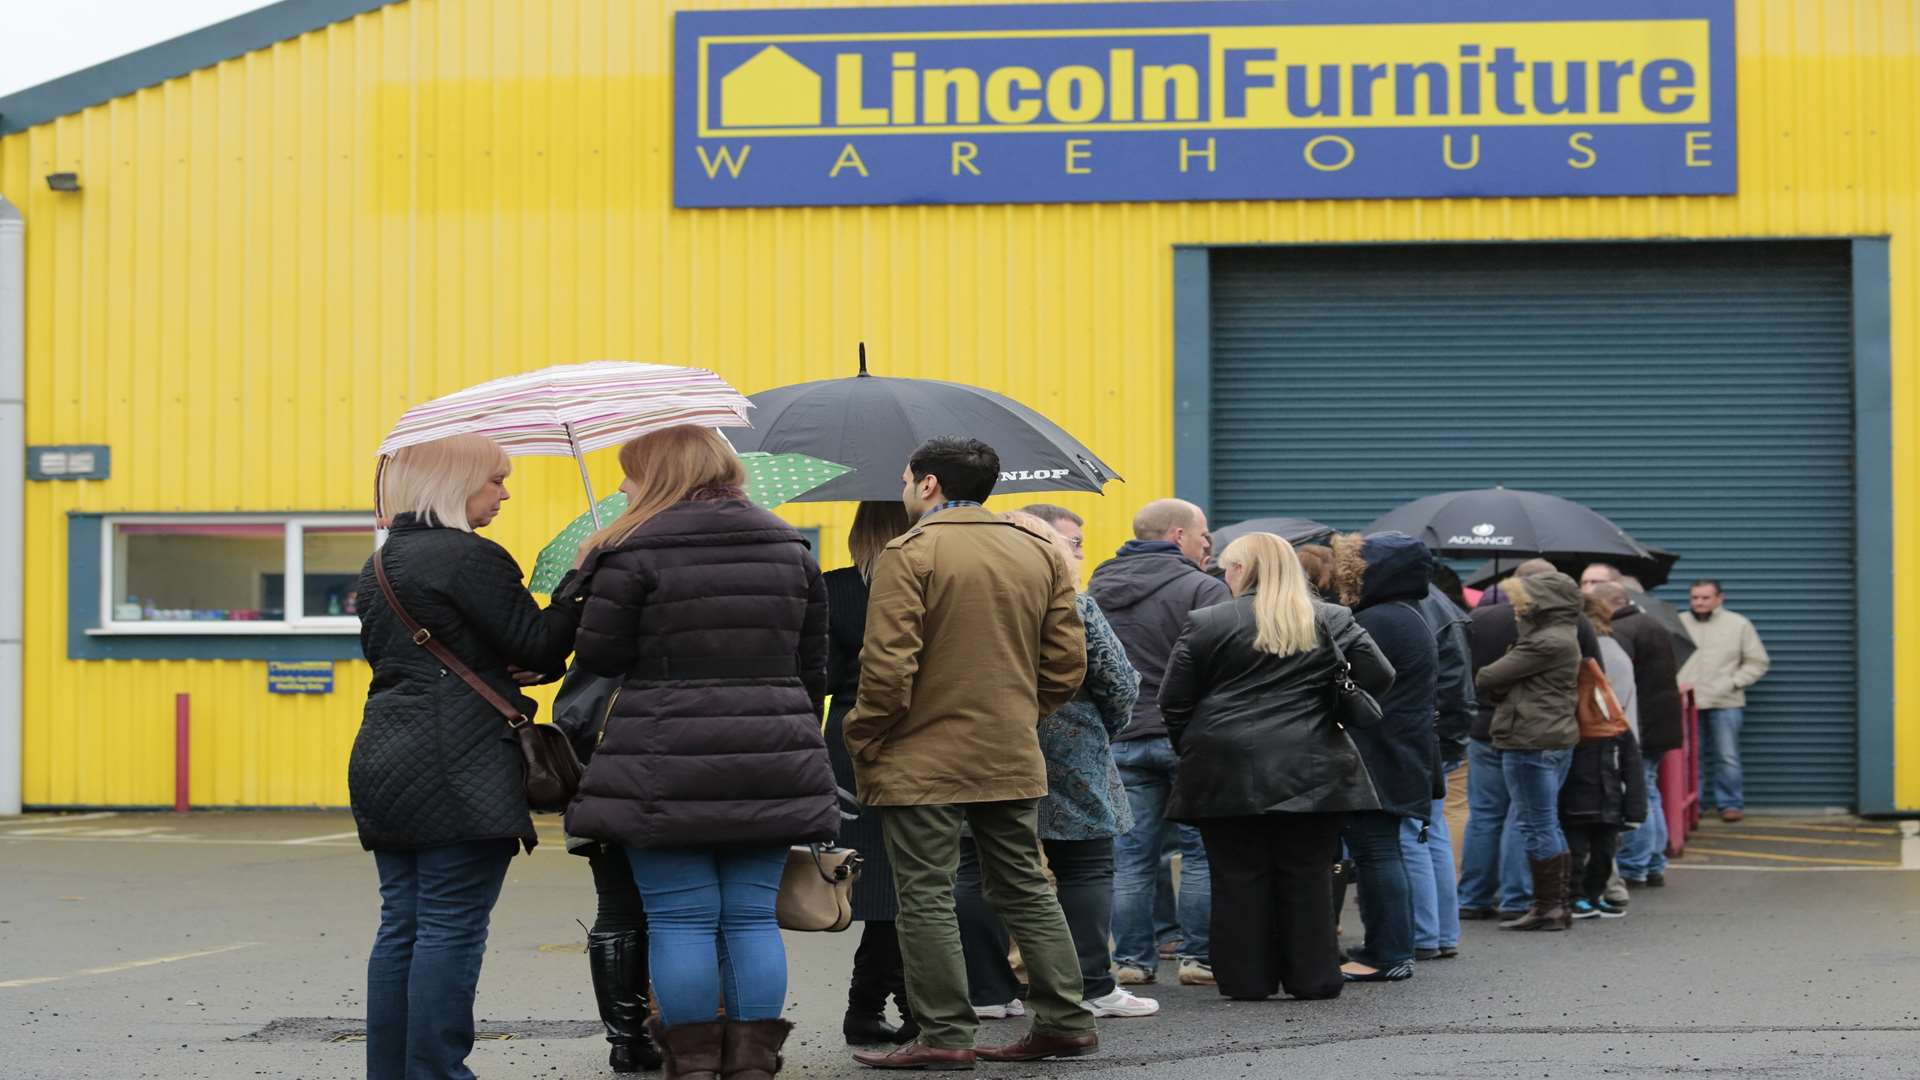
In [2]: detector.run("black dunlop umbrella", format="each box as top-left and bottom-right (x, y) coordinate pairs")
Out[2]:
(1366, 487), (1653, 566)
(724, 346), (1120, 502)
(1212, 516), (1336, 551)
(1464, 547), (1681, 591)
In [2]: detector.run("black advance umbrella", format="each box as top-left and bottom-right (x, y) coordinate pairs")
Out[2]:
(1211, 516), (1336, 551)
(1366, 487), (1654, 567)
(724, 345), (1121, 502)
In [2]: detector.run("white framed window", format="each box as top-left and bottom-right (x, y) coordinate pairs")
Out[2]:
(93, 515), (376, 635)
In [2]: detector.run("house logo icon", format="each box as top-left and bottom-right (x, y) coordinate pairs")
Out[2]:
(720, 46), (822, 127)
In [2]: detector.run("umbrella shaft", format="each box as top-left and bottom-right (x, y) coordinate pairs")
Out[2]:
(566, 423), (604, 531)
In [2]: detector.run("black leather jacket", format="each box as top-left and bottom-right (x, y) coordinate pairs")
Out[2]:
(1159, 598), (1394, 822)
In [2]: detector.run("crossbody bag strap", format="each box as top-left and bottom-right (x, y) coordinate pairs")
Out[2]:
(373, 546), (528, 727)
(1322, 610), (1350, 669)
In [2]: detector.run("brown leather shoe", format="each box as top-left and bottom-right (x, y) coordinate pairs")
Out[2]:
(1720, 808), (1745, 823)
(851, 1043), (976, 1071)
(977, 1028), (1099, 1062)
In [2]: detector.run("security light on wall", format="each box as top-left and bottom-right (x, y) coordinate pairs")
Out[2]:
(46, 172), (79, 192)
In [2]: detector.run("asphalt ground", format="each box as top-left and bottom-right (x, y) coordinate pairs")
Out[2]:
(6, 809), (1920, 1079)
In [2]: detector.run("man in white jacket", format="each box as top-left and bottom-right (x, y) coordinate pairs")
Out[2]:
(1677, 580), (1771, 822)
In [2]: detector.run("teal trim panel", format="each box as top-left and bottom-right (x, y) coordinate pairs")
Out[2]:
(1850, 239), (1895, 814)
(68, 514), (363, 662)
(1201, 240), (1859, 808)
(0, 0), (403, 136)
(1173, 247), (1212, 505)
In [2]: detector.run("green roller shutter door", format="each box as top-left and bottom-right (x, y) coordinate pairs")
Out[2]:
(1208, 241), (1856, 808)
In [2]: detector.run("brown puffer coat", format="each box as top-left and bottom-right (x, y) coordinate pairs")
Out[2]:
(1475, 572), (1583, 751)
(563, 492), (840, 851)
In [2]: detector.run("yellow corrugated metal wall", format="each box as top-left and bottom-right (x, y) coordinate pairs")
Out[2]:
(1, 0), (1916, 808)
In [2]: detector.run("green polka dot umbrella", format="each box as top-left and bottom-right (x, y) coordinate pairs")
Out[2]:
(528, 452), (852, 593)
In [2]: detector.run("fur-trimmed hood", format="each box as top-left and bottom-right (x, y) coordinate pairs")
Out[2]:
(1501, 570), (1583, 629)
(1330, 532), (1432, 610)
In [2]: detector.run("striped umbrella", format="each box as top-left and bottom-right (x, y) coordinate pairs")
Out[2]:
(375, 361), (753, 527)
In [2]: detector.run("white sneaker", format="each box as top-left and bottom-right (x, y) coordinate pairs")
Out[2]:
(1081, 988), (1161, 1018)
(973, 999), (1026, 1020)
(1177, 959), (1216, 986)
(1113, 965), (1157, 986)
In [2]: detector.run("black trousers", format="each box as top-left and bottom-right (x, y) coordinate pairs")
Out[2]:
(849, 919), (911, 1017)
(587, 846), (649, 935)
(955, 836), (1117, 1004)
(1564, 824), (1621, 904)
(1196, 813), (1345, 1001)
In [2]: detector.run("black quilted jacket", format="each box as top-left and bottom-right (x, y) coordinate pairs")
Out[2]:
(349, 515), (583, 853)
(562, 493), (839, 852)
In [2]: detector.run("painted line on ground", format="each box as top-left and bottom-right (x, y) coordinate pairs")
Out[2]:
(1688, 831), (1887, 848)
(1668, 864), (1907, 872)
(0, 941), (260, 990)
(1682, 846), (1899, 867)
(280, 831), (363, 845)
(1, 834), (360, 849)
(1725, 821), (1901, 836)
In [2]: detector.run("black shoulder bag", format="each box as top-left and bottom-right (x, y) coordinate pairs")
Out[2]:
(373, 548), (583, 812)
(1325, 615), (1385, 730)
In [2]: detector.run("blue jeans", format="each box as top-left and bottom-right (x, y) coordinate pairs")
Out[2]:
(1403, 782), (1460, 951)
(626, 845), (789, 1027)
(1459, 740), (1532, 912)
(1111, 737), (1210, 969)
(1617, 753), (1669, 878)
(1343, 810), (1414, 971)
(367, 838), (517, 1080)
(1700, 708), (1746, 811)
(1504, 749), (1574, 861)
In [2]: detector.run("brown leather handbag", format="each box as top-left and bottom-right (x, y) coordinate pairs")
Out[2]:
(776, 844), (864, 932)
(1576, 658), (1631, 743)
(372, 547), (583, 812)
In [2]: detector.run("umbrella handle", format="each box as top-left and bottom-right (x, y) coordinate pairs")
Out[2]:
(566, 423), (604, 531)
(374, 454), (386, 520)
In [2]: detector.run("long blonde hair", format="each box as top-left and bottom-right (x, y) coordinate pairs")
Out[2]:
(849, 501), (913, 581)
(1005, 510), (1083, 589)
(582, 426), (746, 552)
(379, 434), (510, 531)
(1218, 533), (1319, 656)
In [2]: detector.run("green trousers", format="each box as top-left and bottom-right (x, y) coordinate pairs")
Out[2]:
(880, 799), (1095, 1050)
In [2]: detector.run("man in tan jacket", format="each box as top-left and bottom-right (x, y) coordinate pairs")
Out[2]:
(847, 437), (1094, 1071)
(1678, 580), (1771, 821)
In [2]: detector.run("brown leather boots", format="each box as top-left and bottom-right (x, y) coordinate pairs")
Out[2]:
(1500, 853), (1573, 931)
(650, 1018), (794, 1080)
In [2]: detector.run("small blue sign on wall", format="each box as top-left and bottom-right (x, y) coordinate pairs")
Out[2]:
(675, 0), (1735, 208)
(268, 661), (335, 695)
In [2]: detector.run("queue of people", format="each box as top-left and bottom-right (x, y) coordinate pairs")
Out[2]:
(347, 427), (1741, 1079)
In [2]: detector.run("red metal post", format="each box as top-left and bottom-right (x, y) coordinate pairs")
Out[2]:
(1660, 690), (1700, 857)
(174, 693), (190, 814)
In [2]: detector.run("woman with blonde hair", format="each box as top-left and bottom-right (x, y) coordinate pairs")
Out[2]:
(954, 512), (1156, 1020)
(823, 501), (919, 1048)
(1157, 532), (1395, 1002)
(351, 434), (585, 1080)
(564, 424), (837, 1080)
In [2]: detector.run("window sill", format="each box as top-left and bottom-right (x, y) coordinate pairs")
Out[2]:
(87, 624), (360, 637)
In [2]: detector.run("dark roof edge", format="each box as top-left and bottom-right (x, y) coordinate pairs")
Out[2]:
(0, 0), (406, 137)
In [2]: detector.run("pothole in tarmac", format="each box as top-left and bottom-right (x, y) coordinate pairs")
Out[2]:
(236, 1018), (601, 1043)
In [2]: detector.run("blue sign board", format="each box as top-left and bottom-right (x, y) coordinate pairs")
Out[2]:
(674, 0), (1735, 208)
(267, 661), (335, 695)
